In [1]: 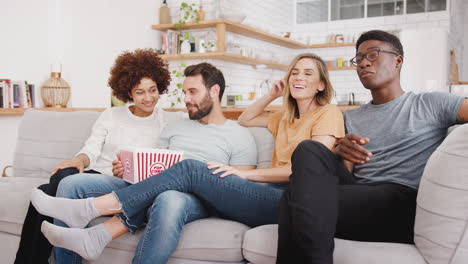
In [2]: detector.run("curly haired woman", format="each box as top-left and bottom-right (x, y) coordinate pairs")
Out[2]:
(14, 49), (184, 264)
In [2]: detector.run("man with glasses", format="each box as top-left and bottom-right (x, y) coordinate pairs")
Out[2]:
(276, 30), (468, 264)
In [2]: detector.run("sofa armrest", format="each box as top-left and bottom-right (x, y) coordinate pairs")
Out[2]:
(2, 165), (12, 177)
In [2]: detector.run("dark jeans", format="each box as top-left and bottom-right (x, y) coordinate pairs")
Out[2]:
(114, 159), (284, 231)
(14, 168), (100, 264)
(276, 140), (417, 264)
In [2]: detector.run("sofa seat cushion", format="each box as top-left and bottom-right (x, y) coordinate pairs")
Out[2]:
(415, 124), (468, 264)
(0, 176), (48, 235)
(243, 224), (426, 264)
(89, 217), (249, 262)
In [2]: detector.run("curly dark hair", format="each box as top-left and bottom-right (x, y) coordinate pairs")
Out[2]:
(108, 49), (171, 102)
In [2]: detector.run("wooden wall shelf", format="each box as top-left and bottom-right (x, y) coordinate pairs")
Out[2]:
(153, 19), (356, 71)
(160, 52), (288, 71)
(152, 19), (355, 50)
(153, 19), (309, 49)
(160, 52), (356, 72)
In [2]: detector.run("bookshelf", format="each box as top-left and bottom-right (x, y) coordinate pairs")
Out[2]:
(153, 19), (356, 71)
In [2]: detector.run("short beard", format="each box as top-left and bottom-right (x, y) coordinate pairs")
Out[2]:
(187, 93), (213, 120)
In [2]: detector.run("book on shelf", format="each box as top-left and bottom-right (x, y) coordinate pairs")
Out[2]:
(0, 81), (4, 108)
(161, 30), (181, 55)
(0, 79), (36, 109)
(28, 84), (36, 108)
(167, 29), (180, 55)
(162, 31), (168, 55)
(0, 79), (12, 108)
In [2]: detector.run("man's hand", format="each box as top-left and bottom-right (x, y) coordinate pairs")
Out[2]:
(206, 162), (249, 179)
(334, 134), (372, 164)
(112, 153), (124, 178)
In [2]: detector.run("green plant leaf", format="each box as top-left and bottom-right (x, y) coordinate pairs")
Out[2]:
(177, 97), (181, 103)
(171, 102), (175, 107)
(177, 83), (183, 88)
(181, 63), (187, 67)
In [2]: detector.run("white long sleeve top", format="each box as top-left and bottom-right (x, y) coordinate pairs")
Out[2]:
(77, 106), (186, 175)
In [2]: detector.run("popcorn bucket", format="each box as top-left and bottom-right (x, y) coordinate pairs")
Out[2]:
(119, 147), (184, 184)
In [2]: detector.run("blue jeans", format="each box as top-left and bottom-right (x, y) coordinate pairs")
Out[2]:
(54, 174), (207, 264)
(114, 159), (284, 230)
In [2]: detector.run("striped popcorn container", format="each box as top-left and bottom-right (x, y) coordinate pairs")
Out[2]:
(119, 147), (184, 184)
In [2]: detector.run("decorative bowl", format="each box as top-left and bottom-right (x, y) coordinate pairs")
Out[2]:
(221, 12), (246, 23)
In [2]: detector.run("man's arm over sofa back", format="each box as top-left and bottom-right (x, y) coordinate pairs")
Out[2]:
(12, 109), (101, 179)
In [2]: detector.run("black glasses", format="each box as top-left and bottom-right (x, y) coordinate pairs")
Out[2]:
(350, 49), (401, 66)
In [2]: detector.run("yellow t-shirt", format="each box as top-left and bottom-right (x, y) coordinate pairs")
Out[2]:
(267, 104), (345, 168)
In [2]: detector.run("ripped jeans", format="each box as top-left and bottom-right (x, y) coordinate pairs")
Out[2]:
(54, 174), (207, 264)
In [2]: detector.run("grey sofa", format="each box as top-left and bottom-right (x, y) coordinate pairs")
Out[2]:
(1, 109), (467, 264)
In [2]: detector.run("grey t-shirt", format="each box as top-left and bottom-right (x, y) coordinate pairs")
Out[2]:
(158, 119), (257, 166)
(345, 92), (464, 189)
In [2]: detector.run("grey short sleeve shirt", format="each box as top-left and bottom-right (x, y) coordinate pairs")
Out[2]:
(344, 92), (464, 189)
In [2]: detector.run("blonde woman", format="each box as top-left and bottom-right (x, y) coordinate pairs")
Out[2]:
(31, 53), (345, 263)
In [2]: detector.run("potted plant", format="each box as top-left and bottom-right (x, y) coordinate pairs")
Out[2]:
(167, 63), (186, 107)
(175, 2), (198, 30)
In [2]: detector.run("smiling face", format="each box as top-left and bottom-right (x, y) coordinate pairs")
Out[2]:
(287, 58), (324, 102)
(356, 40), (403, 91)
(129, 77), (159, 117)
(183, 74), (214, 120)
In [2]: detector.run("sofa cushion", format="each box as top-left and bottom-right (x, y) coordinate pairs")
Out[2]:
(243, 224), (426, 264)
(247, 127), (274, 169)
(89, 217), (249, 262)
(414, 124), (468, 264)
(13, 109), (101, 179)
(0, 176), (48, 235)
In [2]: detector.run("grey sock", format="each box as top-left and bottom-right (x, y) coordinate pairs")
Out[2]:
(30, 188), (100, 228)
(41, 221), (111, 261)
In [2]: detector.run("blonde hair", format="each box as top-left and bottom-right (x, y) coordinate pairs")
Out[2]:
(282, 53), (333, 123)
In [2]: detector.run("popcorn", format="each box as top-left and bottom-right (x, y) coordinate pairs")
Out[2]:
(119, 147), (184, 184)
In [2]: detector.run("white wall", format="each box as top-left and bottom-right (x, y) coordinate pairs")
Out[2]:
(0, 0), (56, 171)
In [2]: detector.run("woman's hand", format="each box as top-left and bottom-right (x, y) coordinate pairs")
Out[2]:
(51, 159), (85, 175)
(268, 80), (286, 99)
(112, 153), (124, 178)
(206, 162), (249, 179)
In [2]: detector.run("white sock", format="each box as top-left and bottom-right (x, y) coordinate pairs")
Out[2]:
(41, 221), (112, 261)
(30, 189), (100, 228)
